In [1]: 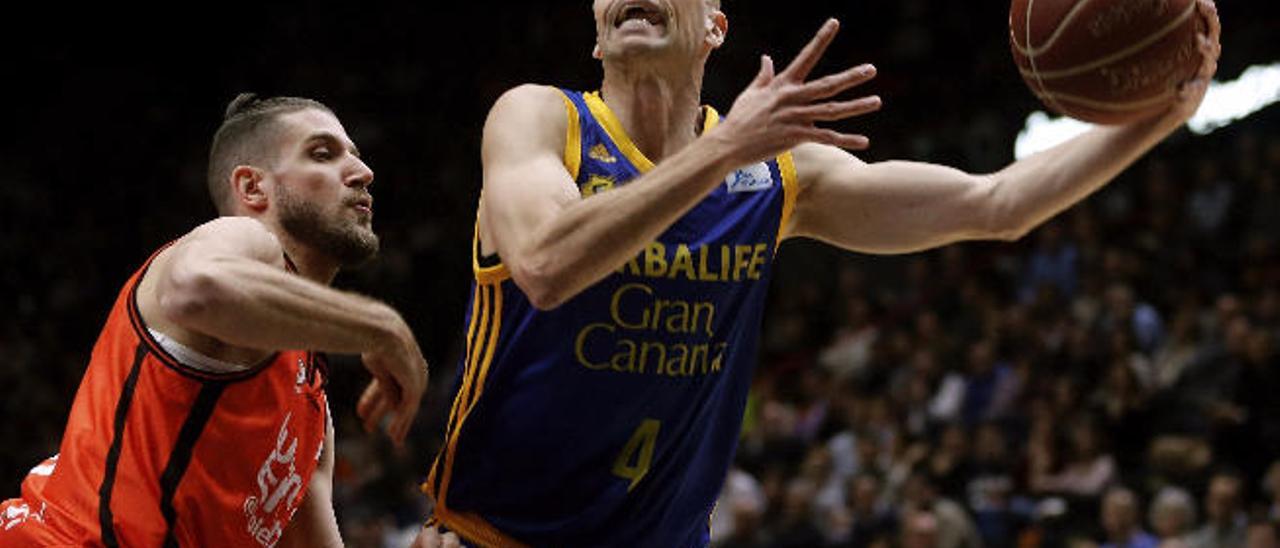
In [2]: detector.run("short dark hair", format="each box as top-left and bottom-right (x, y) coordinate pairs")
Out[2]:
(207, 93), (333, 214)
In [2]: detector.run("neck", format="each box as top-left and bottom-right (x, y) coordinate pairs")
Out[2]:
(600, 59), (705, 162)
(271, 230), (340, 285)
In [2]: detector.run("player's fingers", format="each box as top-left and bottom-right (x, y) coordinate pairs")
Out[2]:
(1196, 36), (1218, 80)
(1198, 0), (1220, 44)
(357, 379), (381, 420)
(413, 526), (441, 548)
(363, 391), (393, 435)
(790, 95), (882, 122)
(751, 55), (775, 87)
(795, 64), (876, 102)
(780, 18), (840, 82)
(803, 127), (871, 150)
(392, 397), (421, 446)
(442, 531), (462, 548)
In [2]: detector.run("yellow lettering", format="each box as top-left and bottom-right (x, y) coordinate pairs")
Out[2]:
(668, 244), (696, 281)
(644, 242), (668, 277)
(710, 343), (728, 373)
(697, 244), (720, 282)
(662, 300), (690, 333)
(664, 344), (689, 376)
(733, 245), (752, 281)
(720, 245), (731, 280)
(619, 255), (641, 276)
(574, 323), (614, 370)
(692, 302), (715, 337)
(612, 339), (638, 372)
(610, 284), (653, 330)
(637, 341), (666, 375)
(689, 344), (709, 375)
(748, 243), (768, 280)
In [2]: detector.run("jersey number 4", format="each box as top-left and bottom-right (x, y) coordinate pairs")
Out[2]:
(612, 419), (660, 492)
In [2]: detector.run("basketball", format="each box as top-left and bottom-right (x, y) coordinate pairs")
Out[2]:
(1010, 0), (1209, 124)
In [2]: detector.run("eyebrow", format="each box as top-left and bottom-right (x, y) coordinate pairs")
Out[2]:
(305, 132), (361, 158)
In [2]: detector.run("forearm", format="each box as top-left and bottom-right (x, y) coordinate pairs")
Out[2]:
(510, 134), (739, 307)
(989, 114), (1181, 237)
(162, 256), (406, 354)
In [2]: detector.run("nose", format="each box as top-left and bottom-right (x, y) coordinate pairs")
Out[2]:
(347, 156), (374, 189)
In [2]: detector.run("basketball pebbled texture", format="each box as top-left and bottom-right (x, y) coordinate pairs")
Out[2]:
(1010, 0), (1208, 124)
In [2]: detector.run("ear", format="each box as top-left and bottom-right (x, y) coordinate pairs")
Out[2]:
(230, 165), (270, 213)
(705, 8), (727, 50)
(593, 43), (603, 60)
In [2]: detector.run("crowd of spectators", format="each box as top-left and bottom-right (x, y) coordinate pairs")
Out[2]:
(2, 2), (1277, 547)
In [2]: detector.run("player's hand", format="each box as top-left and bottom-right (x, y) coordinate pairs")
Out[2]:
(358, 322), (429, 446)
(716, 18), (881, 166)
(1162, 0), (1220, 125)
(411, 526), (462, 548)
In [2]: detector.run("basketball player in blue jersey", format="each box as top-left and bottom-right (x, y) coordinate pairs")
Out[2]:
(415, 1), (1221, 546)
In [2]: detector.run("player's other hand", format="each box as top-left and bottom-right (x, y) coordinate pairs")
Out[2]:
(411, 526), (462, 548)
(715, 18), (881, 166)
(1163, 0), (1220, 126)
(358, 319), (429, 446)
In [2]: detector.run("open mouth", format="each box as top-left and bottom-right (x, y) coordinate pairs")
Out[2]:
(613, 1), (667, 30)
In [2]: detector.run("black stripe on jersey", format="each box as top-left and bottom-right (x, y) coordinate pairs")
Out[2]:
(160, 381), (228, 548)
(125, 260), (273, 383)
(98, 343), (148, 548)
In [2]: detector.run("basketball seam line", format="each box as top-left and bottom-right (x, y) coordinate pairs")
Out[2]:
(1016, 0), (1198, 80)
(1035, 88), (1176, 110)
(1014, 0), (1099, 56)
(1025, 0), (1073, 117)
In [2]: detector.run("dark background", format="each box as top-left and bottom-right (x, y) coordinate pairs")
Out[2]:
(3, 2), (1279, 546)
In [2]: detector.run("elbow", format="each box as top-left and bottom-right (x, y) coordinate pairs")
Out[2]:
(976, 176), (1034, 242)
(158, 264), (228, 326)
(508, 254), (570, 311)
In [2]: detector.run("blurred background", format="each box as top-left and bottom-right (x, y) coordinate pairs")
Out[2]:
(2, 2), (1278, 546)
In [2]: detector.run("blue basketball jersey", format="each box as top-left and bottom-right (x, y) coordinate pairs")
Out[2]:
(425, 89), (798, 547)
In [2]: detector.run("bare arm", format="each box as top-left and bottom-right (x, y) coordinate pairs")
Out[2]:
(482, 19), (880, 309)
(278, 417), (342, 548)
(787, 2), (1220, 253)
(141, 217), (426, 444)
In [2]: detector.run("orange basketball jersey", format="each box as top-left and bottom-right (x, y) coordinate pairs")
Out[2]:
(0, 248), (328, 547)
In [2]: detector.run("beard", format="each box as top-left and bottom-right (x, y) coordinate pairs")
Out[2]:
(276, 187), (379, 268)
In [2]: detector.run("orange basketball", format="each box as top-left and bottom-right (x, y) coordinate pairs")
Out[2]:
(1010, 0), (1209, 124)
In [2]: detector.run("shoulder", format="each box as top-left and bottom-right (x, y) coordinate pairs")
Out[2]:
(483, 84), (573, 154)
(182, 217), (283, 259)
(488, 84), (570, 125)
(789, 142), (866, 191)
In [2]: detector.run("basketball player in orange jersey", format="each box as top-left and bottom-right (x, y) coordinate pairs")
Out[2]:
(414, 0), (1220, 545)
(0, 94), (429, 547)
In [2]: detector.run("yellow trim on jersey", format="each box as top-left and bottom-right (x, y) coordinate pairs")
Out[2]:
(775, 151), (799, 251)
(473, 218), (512, 284)
(436, 282), (503, 521)
(583, 91), (654, 172)
(435, 508), (530, 548)
(562, 93), (582, 181)
(426, 282), (488, 496)
(581, 91), (721, 173)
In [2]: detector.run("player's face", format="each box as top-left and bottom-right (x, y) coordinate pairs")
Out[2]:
(592, 0), (720, 63)
(269, 108), (379, 267)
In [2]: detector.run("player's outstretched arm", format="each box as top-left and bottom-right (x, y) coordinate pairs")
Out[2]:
(482, 19), (879, 309)
(141, 216), (426, 445)
(277, 418), (342, 548)
(786, 1), (1219, 254)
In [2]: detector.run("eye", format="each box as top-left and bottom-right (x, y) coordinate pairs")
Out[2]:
(310, 147), (333, 161)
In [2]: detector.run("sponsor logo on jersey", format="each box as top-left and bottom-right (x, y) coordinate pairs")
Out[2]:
(243, 413), (305, 547)
(725, 163), (773, 193)
(589, 144), (617, 163)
